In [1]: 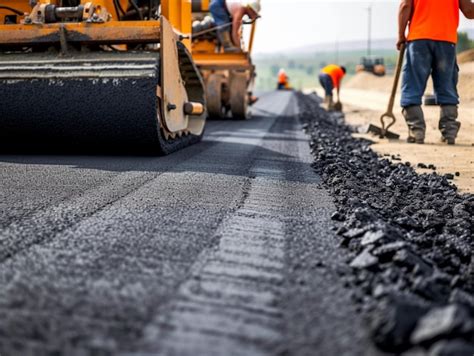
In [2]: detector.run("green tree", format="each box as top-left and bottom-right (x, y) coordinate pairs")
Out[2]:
(270, 65), (279, 76)
(457, 32), (474, 53)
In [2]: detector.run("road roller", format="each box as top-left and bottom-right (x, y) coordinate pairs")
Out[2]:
(191, 0), (257, 120)
(0, 0), (206, 154)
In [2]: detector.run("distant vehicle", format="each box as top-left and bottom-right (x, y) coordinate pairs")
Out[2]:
(424, 94), (438, 106)
(356, 57), (386, 77)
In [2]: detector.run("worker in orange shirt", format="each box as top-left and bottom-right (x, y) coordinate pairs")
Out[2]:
(209, 0), (261, 53)
(319, 64), (346, 110)
(398, 0), (474, 145)
(277, 68), (289, 90)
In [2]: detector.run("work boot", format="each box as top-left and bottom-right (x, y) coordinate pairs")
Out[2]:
(324, 94), (333, 105)
(439, 105), (460, 145)
(402, 105), (426, 144)
(326, 95), (336, 110)
(217, 30), (241, 53)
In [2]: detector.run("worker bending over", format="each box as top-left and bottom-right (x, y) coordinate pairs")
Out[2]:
(319, 64), (346, 110)
(209, 0), (261, 53)
(277, 68), (289, 90)
(398, 0), (474, 145)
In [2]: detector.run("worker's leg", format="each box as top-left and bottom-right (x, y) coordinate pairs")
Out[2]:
(431, 41), (460, 144)
(402, 106), (425, 143)
(401, 40), (432, 143)
(209, 0), (240, 53)
(319, 74), (333, 105)
(209, 0), (230, 27)
(439, 106), (460, 144)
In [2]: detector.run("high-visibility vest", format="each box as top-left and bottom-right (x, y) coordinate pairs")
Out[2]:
(278, 72), (288, 84)
(408, 0), (459, 44)
(321, 65), (344, 89)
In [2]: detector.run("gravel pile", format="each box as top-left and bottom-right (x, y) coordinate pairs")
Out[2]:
(298, 92), (474, 355)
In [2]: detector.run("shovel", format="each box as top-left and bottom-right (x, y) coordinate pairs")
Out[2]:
(332, 89), (343, 112)
(367, 43), (406, 139)
(333, 101), (343, 112)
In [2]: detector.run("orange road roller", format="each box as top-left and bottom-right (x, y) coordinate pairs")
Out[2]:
(0, 0), (207, 154)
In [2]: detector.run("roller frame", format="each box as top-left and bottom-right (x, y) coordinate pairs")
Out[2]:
(0, 1), (207, 154)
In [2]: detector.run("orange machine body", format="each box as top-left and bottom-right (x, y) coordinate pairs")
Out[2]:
(0, 0), (193, 50)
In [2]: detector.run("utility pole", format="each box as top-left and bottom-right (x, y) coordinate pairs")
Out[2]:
(367, 4), (372, 57)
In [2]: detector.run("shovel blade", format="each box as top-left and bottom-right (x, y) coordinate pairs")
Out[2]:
(366, 124), (400, 140)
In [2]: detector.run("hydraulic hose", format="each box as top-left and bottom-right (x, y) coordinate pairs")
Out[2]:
(112, 0), (122, 19)
(0, 5), (25, 16)
(128, 0), (143, 20)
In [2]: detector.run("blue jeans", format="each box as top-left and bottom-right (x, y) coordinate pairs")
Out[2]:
(210, 0), (230, 26)
(319, 73), (333, 96)
(401, 40), (459, 107)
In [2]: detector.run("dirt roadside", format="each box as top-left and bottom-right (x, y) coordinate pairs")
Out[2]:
(320, 60), (473, 193)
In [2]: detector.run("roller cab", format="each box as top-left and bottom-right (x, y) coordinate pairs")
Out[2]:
(191, 0), (257, 120)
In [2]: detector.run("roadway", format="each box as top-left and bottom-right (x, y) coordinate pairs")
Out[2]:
(0, 91), (376, 356)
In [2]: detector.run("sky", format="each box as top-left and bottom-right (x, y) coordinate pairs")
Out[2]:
(250, 0), (474, 54)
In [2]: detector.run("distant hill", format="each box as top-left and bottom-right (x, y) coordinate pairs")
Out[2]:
(255, 28), (474, 58)
(283, 38), (396, 55)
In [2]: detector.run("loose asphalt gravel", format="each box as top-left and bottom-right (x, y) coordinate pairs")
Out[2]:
(0, 91), (380, 356)
(299, 92), (473, 356)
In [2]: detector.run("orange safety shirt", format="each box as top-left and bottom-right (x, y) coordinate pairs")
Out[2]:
(321, 65), (345, 89)
(278, 72), (288, 84)
(407, 0), (459, 44)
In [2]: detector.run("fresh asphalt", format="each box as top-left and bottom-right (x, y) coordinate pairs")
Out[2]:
(0, 91), (378, 356)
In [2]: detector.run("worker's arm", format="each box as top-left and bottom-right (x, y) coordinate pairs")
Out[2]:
(397, 0), (413, 50)
(231, 7), (246, 46)
(337, 72), (344, 102)
(460, 0), (474, 19)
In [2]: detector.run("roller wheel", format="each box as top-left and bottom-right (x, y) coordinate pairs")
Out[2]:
(229, 71), (249, 120)
(0, 44), (207, 156)
(206, 73), (226, 119)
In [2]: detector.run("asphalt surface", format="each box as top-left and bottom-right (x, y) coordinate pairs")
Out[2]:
(0, 91), (376, 356)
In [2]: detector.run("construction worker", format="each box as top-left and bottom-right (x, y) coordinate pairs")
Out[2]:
(398, 0), (474, 145)
(209, 0), (261, 53)
(277, 68), (289, 90)
(319, 64), (346, 110)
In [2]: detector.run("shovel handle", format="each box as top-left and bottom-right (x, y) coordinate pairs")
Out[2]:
(386, 44), (406, 113)
(378, 44), (406, 138)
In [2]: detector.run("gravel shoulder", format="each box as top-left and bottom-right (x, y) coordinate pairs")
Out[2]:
(300, 92), (473, 356)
